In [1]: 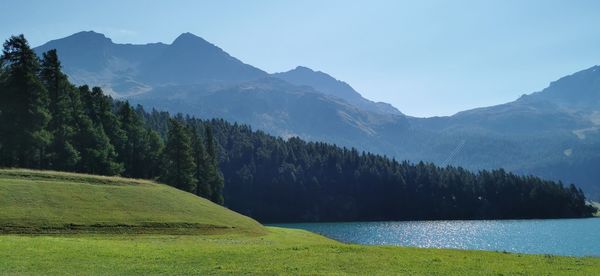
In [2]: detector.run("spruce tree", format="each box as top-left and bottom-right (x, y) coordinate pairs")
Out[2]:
(117, 102), (149, 178)
(71, 86), (122, 175)
(0, 35), (51, 168)
(204, 125), (224, 204)
(161, 119), (197, 192)
(0, 57), (7, 165)
(144, 128), (164, 179)
(190, 126), (211, 198)
(40, 49), (80, 170)
(88, 86), (127, 155)
(78, 85), (127, 161)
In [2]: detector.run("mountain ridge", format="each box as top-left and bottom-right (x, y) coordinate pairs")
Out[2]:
(34, 31), (396, 114)
(272, 66), (402, 115)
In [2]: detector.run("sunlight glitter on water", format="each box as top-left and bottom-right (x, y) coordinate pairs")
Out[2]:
(273, 218), (600, 256)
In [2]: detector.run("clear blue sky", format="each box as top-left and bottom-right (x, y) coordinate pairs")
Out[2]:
(3, 0), (600, 117)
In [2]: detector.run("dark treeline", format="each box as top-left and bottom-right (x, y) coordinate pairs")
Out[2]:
(208, 120), (598, 221)
(139, 96), (598, 222)
(0, 35), (596, 221)
(0, 35), (223, 204)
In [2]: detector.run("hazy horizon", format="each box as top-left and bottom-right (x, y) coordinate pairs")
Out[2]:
(3, 0), (600, 117)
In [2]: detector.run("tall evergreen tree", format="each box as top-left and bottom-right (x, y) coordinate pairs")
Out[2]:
(204, 125), (224, 204)
(143, 128), (164, 179)
(40, 49), (80, 170)
(190, 126), (211, 198)
(0, 35), (51, 168)
(161, 118), (197, 192)
(0, 57), (7, 164)
(117, 102), (149, 178)
(80, 85), (127, 158)
(71, 86), (122, 175)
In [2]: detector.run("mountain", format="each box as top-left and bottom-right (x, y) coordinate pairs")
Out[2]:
(525, 65), (600, 112)
(34, 31), (409, 154)
(34, 31), (168, 96)
(33, 31), (600, 200)
(405, 66), (600, 199)
(138, 32), (267, 86)
(272, 66), (401, 115)
(34, 31), (267, 96)
(133, 77), (409, 151)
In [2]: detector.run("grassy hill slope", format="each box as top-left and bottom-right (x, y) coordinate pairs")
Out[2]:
(0, 169), (264, 234)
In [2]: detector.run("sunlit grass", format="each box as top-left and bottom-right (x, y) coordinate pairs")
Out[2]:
(0, 168), (265, 234)
(1, 168), (598, 274)
(1, 227), (599, 275)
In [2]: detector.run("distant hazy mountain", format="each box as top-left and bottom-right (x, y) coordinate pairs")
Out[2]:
(523, 65), (600, 113)
(406, 66), (600, 199)
(34, 31), (267, 96)
(134, 77), (409, 150)
(33, 31), (410, 152)
(272, 66), (402, 115)
(138, 32), (267, 86)
(34, 31), (600, 200)
(35, 31), (167, 96)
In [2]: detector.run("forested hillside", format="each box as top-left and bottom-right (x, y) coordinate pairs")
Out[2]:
(0, 35), (596, 221)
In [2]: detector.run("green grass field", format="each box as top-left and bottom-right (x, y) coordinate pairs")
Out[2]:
(1, 169), (599, 275)
(1, 228), (600, 275)
(0, 169), (264, 234)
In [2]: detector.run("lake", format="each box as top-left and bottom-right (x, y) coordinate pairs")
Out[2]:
(273, 218), (600, 256)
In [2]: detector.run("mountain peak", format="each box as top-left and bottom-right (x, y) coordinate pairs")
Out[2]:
(65, 30), (112, 43)
(273, 66), (402, 115)
(516, 65), (600, 112)
(137, 32), (266, 85)
(172, 32), (212, 46)
(293, 66), (316, 72)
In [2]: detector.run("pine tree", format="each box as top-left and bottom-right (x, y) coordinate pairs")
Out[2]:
(83, 86), (127, 156)
(144, 128), (164, 179)
(161, 119), (197, 192)
(0, 35), (51, 168)
(117, 102), (149, 178)
(0, 57), (7, 165)
(40, 49), (80, 170)
(190, 125), (211, 198)
(71, 86), (122, 175)
(204, 125), (224, 204)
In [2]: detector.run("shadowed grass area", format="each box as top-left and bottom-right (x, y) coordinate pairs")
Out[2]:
(0, 169), (265, 234)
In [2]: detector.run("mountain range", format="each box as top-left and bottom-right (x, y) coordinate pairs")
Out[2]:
(34, 31), (600, 200)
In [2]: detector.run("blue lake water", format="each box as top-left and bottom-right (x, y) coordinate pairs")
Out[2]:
(273, 218), (600, 256)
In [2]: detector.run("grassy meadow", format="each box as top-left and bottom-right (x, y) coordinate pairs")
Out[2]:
(1, 169), (599, 275)
(0, 169), (264, 234)
(2, 228), (600, 275)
